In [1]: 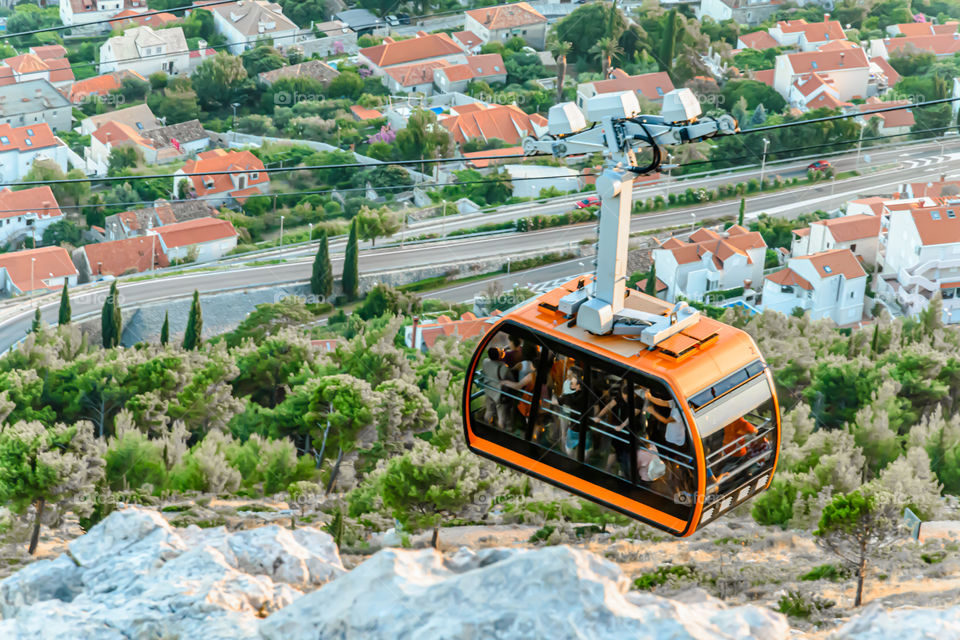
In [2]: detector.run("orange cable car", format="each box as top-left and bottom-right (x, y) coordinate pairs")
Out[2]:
(463, 279), (780, 536)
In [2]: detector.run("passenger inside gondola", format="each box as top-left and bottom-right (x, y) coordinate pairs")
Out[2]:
(479, 347), (509, 429)
(501, 342), (540, 434)
(595, 382), (644, 479)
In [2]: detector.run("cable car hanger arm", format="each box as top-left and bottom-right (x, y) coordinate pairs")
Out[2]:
(518, 89), (738, 343)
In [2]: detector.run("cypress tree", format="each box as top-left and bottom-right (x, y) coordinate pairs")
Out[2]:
(342, 218), (359, 300)
(311, 230), (333, 299)
(30, 307), (42, 333)
(645, 263), (657, 296)
(182, 290), (202, 350)
(738, 198), (745, 227)
(659, 9), (679, 77)
(160, 311), (169, 346)
(101, 281), (121, 348)
(58, 282), (71, 326)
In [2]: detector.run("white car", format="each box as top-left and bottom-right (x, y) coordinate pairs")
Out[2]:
(386, 15), (400, 26)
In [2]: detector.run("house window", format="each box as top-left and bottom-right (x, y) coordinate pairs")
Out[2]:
(0, 136), (7, 144)
(807, 290), (812, 299)
(25, 139), (32, 146)
(823, 265), (832, 273)
(250, 172), (259, 180)
(949, 210), (956, 219)
(850, 291), (854, 298)
(656, 87), (664, 96)
(26, 128), (33, 136)
(932, 211), (942, 220)
(811, 61), (818, 69)
(781, 285), (794, 294)
(850, 243), (856, 252)
(136, 122), (144, 130)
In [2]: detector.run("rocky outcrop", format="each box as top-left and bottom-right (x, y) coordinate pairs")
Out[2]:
(0, 508), (344, 640)
(830, 603), (960, 639)
(260, 545), (791, 640)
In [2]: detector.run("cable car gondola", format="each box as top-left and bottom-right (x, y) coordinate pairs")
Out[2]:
(461, 89), (780, 536)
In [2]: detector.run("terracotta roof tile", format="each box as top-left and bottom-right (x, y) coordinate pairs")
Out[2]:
(589, 70), (675, 101)
(813, 213), (881, 242)
(440, 104), (542, 145)
(453, 30), (483, 49)
(739, 31), (779, 50)
(765, 267), (812, 290)
(360, 33), (464, 67)
(785, 48), (869, 73)
(152, 217), (238, 248)
(793, 248), (866, 279)
(179, 149), (269, 197)
(465, 2), (546, 30)
(883, 34), (960, 56)
(0, 247), (77, 293)
(817, 39), (859, 52)
(752, 68), (775, 86)
(777, 19), (845, 42)
(910, 206), (960, 246)
(870, 56), (901, 86)
(463, 146), (523, 168)
(858, 98), (914, 128)
(83, 236), (169, 276)
(386, 60), (449, 87)
(69, 74), (123, 102)
(0, 123), (59, 153)
(350, 105), (383, 120)
(0, 186), (62, 221)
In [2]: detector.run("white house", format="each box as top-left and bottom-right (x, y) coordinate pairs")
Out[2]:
(791, 214), (881, 266)
(698, 0), (780, 26)
(173, 148), (270, 208)
(768, 19), (846, 51)
(148, 217), (239, 263)
(856, 97), (915, 135)
(576, 70), (675, 108)
(0, 123), (68, 184)
(883, 202), (960, 323)
(653, 225), (767, 303)
(1, 49), (75, 90)
(99, 26), (190, 76)
(0, 246), (77, 296)
(384, 61), (449, 95)
(773, 49), (870, 102)
(0, 187), (63, 248)
(464, 2), (547, 50)
(59, 0), (148, 28)
(80, 103), (161, 136)
(0, 80), (73, 132)
(433, 54), (506, 94)
(358, 32), (466, 75)
(206, 0), (300, 55)
(762, 249), (866, 324)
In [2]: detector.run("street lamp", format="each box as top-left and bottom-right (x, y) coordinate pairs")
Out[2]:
(30, 257), (35, 292)
(855, 121), (866, 169)
(506, 257), (511, 274)
(231, 102), (240, 142)
(759, 137), (770, 186)
(279, 215), (285, 253)
(441, 199), (447, 237)
(308, 222), (313, 241)
(690, 212), (696, 233)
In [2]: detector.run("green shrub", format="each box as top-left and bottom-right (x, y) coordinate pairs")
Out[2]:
(529, 524), (556, 543)
(776, 589), (835, 619)
(633, 564), (696, 590)
(104, 430), (168, 491)
(800, 563), (849, 582)
(751, 478), (798, 526)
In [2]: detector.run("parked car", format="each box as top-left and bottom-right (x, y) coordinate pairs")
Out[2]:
(574, 195), (600, 209)
(807, 160), (831, 171)
(396, 13), (411, 24)
(386, 15), (399, 26)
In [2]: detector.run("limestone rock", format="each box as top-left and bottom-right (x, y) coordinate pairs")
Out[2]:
(831, 603), (960, 639)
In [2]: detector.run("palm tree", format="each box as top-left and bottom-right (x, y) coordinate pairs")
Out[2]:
(590, 36), (623, 79)
(547, 34), (572, 103)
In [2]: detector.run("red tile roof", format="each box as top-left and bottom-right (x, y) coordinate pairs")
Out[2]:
(893, 21), (958, 37)
(152, 217), (238, 248)
(0, 186), (62, 221)
(350, 105), (383, 120)
(589, 70), (675, 102)
(636, 276), (668, 293)
(179, 149), (268, 197)
(910, 206), (960, 246)
(813, 213), (881, 242)
(666, 230), (767, 265)
(793, 248), (866, 279)
(870, 56), (901, 86)
(806, 91), (850, 110)
(0, 247), (77, 293)
(438, 53), (506, 83)
(109, 9), (179, 28)
(765, 267), (812, 290)
(883, 34), (960, 56)
(739, 31), (779, 50)
(69, 73), (123, 102)
(908, 181), (960, 199)
(795, 72), (830, 96)
(752, 68), (775, 86)
(360, 33), (464, 68)
(777, 19), (846, 42)
(818, 39), (859, 52)
(453, 30), (483, 50)
(416, 312), (491, 349)
(0, 123), (60, 153)
(785, 48), (869, 73)
(92, 120), (155, 148)
(30, 45), (68, 60)
(385, 60), (450, 87)
(441, 104), (542, 145)
(465, 2), (546, 30)
(83, 236), (169, 277)
(858, 98), (914, 128)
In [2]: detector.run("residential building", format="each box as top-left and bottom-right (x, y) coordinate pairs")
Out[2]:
(173, 148), (270, 208)
(109, 8), (178, 29)
(258, 59), (339, 86)
(0, 246), (77, 296)
(870, 34), (960, 59)
(885, 22), (958, 37)
(900, 180), (960, 200)
(349, 105), (382, 121)
(87, 118), (207, 175)
(698, 0), (780, 26)
(869, 56), (901, 91)
(68, 70), (147, 103)
(104, 198), (216, 239)
(856, 97), (915, 135)
(737, 30), (780, 50)
(452, 31), (484, 54)
(502, 164), (580, 198)
(790, 213), (881, 266)
(463, 146), (522, 169)
(440, 103), (547, 146)
(81, 235), (169, 278)
(204, 0), (300, 55)
(80, 103), (161, 136)
(59, 0), (148, 28)
(384, 60), (450, 95)
(786, 72), (851, 111)
(653, 226), (768, 303)
(148, 217), (239, 263)
(332, 8), (383, 36)
(141, 119), (210, 157)
(773, 49), (870, 102)
(1, 48), (75, 89)
(762, 249), (866, 324)
(464, 2), (547, 50)
(883, 202), (960, 322)
(99, 26), (190, 76)
(0, 123), (68, 184)
(0, 186), (63, 248)
(768, 19), (846, 51)
(405, 313), (490, 351)
(433, 54), (506, 93)
(358, 32), (466, 74)
(0, 80), (72, 132)
(576, 70), (675, 108)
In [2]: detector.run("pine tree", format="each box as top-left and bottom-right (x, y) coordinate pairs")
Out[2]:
(160, 311), (169, 346)
(182, 290), (202, 350)
(101, 281), (121, 348)
(58, 282), (71, 326)
(342, 218), (359, 300)
(645, 263), (657, 296)
(311, 230), (333, 298)
(30, 308), (42, 333)
(738, 198), (745, 227)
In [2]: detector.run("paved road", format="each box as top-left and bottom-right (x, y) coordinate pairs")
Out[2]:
(2, 146), (959, 352)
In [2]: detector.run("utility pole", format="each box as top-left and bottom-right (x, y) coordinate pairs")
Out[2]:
(30, 257), (35, 292)
(855, 122), (866, 169)
(759, 137), (770, 186)
(279, 215), (285, 254)
(231, 102), (240, 143)
(441, 200), (446, 237)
